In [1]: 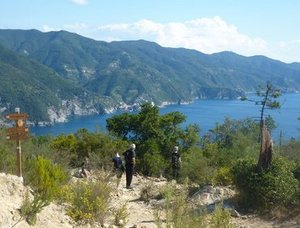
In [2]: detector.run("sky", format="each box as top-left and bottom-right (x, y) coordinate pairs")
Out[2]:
(1, 0), (300, 63)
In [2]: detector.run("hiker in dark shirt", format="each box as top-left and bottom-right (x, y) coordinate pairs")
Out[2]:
(123, 144), (136, 189)
(171, 146), (181, 180)
(112, 152), (125, 188)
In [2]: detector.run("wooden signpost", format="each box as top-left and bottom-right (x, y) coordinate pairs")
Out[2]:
(6, 108), (29, 179)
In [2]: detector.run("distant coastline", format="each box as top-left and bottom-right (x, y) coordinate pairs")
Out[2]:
(30, 93), (300, 140)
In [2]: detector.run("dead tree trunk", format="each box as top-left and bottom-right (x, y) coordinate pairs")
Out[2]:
(256, 120), (273, 172)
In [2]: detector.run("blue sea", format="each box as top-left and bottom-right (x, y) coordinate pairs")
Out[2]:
(31, 93), (300, 141)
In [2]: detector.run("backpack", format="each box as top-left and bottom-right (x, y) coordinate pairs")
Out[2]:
(113, 156), (124, 171)
(172, 152), (180, 165)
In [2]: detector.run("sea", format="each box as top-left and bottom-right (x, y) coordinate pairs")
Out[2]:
(31, 93), (300, 141)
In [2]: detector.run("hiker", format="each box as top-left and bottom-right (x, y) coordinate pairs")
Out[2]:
(112, 152), (125, 188)
(80, 156), (91, 178)
(171, 146), (181, 180)
(123, 143), (136, 189)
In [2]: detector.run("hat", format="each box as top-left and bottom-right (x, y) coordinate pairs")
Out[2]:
(130, 143), (136, 149)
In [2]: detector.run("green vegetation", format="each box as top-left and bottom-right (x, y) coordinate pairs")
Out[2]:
(113, 202), (129, 227)
(0, 29), (299, 226)
(63, 178), (112, 224)
(154, 182), (232, 228)
(210, 204), (233, 228)
(20, 191), (49, 225)
(0, 44), (87, 121)
(0, 97), (299, 225)
(24, 155), (68, 201)
(233, 157), (299, 210)
(107, 102), (200, 177)
(1, 29), (300, 122)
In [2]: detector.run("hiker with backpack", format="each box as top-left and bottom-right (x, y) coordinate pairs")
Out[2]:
(123, 143), (136, 189)
(112, 152), (125, 187)
(171, 146), (181, 180)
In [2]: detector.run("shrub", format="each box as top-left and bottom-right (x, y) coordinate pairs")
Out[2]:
(157, 182), (208, 228)
(233, 157), (299, 210)
(140, 181), (157, 202)
(210, 204), (232, 228)
(24, 155), (68, 201)
(113, 202), (129, 227)
(279, 139), (300, 161)
(65, 179), (112, 224)
(180, 148), (216, 185)
(213, 166), (234, 186)
(293, 161), (300, 181)
(142, 150), (166, 177)
(20, 191), (48, 225)
(0, 147), (15, 174)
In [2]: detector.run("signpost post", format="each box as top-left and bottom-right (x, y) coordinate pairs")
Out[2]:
(6, 108), (29, 179)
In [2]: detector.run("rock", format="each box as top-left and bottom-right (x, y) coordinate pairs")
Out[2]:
(0, 173), (73, 228)
(150, 199), (165, 208)
(230, 208), (241, 217)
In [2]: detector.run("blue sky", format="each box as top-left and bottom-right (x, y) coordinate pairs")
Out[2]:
(1, 0), (300, 63)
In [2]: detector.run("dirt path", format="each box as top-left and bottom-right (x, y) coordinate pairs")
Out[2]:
(109, 174), (163, 228)
(108, 174), (300, 228)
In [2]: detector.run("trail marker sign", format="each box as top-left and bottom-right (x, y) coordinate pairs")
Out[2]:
(5, 109), (29, 178)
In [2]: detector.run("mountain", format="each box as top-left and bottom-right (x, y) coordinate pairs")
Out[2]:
(288, 62), (300, 71)
(0, 29), (300, 123)
(0, 44), (101, 122)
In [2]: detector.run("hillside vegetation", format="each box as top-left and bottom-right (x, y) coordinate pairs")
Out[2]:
(0, 102), (299, 227)
(1, 29), (300, 122)
(0, 44), (92, 121)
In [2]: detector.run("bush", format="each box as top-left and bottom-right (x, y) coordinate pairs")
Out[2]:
(24, 155), (68, 201)
(233, 157), (299, 210)
(140, 181), (157, 202)
(20, 191), (48, 225)
(157, 182), (208, 228)
(142, 150), (166, 177)
(279, 139), (300, 161)
(213, 166), (234, 186)
(113, 202), (129, 227)
(181, 148), (216, 185)
(0, 147), (15, 174)
(210, 204), (232, 228)
(293, 161), (300, 181)
(65, 179), (112, 224)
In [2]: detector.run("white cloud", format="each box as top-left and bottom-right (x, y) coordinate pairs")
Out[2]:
(42, 25), (59, 32)
(43, 17), (300, 63)
(96, 17), (268, 57)
(71, 0), (88, 5)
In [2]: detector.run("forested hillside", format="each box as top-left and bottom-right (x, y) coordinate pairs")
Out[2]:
(1, 29), (300, 123)
(0, 44), (95, 121)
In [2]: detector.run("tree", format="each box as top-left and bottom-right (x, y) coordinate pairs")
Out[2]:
(255, 83), (281, 125)
(106, 102), (200, 176)
(242, 82), (281, 171)
(203, 118), (260, 167)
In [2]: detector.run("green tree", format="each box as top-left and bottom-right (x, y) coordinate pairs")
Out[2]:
(241, 82), (281, 126)
(242, 82), (281, 171)
(202, 118), (260, 167)
(106, 102), (199, 176)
